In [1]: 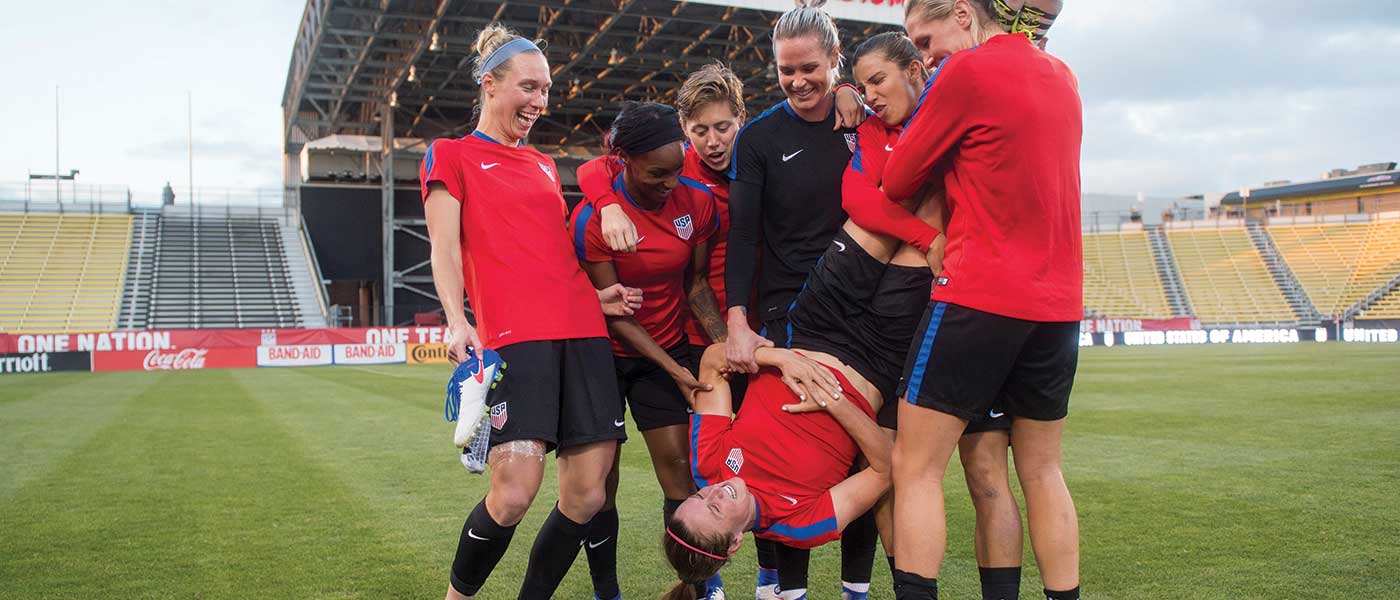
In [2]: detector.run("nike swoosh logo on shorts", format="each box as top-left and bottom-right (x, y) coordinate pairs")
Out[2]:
(885, 144), (894, 152)
(467, 528), (490, 541)
(778, 494), (798, 506)
(480, 162), (500, 170)
(614, 419), (626, 427)
(782, 149), (804, 162)
(834, 240), (846, 252)
(587, 537), (611, 549)
(989, 410), (1005, 418)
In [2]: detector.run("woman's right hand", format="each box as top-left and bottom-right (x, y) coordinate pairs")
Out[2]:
(672, 367), (714, 405)
(447, 321), (482, 366)
(599, 204), (640, 253)
(725, 314), (772, 374)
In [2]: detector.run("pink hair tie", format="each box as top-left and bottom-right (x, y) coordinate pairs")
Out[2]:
(666, 527), (729, 561)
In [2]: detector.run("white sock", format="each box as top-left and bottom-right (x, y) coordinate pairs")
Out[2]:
(778, 589), (807, 600)
(842, 581), (870, 594)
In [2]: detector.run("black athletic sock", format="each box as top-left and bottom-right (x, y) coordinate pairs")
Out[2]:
(886, 555), (897, 576)
(756, 535), (780, 584)
(841, 508), (877, 588)
(979, 567), (1021, 600)
(584, 508), (620, 599)
(518, 505), (589, 599)
(1044, 586), (1080, 600)
(893, 569), (938, 600)
(776, 542), (811, 598)
(450, 500), (518, 596)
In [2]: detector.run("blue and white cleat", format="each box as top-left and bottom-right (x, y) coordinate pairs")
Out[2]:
(445, 348), (506, 449)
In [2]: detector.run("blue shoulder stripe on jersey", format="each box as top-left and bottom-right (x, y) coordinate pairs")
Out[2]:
(572, 203), (596, 261)
(612, 173), (645, 209)
(752, 498), (764, 532)
(905, 302), (948, 402)
(678, 175), (714, 197)
(689, 414), (710, 489)
(850, 132), (864, 174)
(424, 142), (437, 177)
(727, 100), (791, 180)
(766, 515), (838, 541)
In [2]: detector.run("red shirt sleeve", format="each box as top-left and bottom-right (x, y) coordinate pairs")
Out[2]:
(884, 55), (976, 203)
(689, 414), (733, 489)
(568, 201), (613, 263)
(420, 140), (467, 204)
(842, 122), (940, 253)
(577, 156), (625, 209)
(691, 183), (720, 244)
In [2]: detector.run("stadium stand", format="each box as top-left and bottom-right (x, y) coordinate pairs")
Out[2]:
(121, 208), (326, 329)
(0, 213), (132, 333)
(1166, 224), (1297, 325)
(1266, 217), (1400, 318)
(1083, 229), (1174, 318)
(1360, 286), (1400, 319)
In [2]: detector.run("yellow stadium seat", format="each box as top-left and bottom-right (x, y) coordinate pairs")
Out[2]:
(1082, 231), (1173, 318)
(0, 212), (132, 333)
(1167, 226), (1296, 325)
(1268, 219), (1400, 318)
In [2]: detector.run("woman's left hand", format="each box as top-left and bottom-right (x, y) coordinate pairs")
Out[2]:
(833, 84), (869, 130)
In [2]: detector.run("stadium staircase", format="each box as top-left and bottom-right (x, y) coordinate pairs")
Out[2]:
(120, 208), (329, 329)
(1267, 218), (1400, 321)
(1165, 225), (1298, 327)
(1352, 273), (1400, 319)
(1246, 221), (1321, 323)
(1146, 225), (1193, 317)
(0, 213), (132, 333)
(117, 209), (159, 329)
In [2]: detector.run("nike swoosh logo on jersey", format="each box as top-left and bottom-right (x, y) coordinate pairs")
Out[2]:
(834, 240), (846, 252)
(705, 183), (719, 187)
(778, 494), (798, 506)
(989, 410), (1005, 419)
(781, 149), (804, 162)
(480, 162), (500, 170)
(467, 528), (490, 541)
(614, 419), (626, 427)
(885, 144), (895, 152)
(587, 537), (612, 549)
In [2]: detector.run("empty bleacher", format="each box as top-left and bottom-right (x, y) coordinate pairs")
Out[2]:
(0, 213), (132, 333)
(1267, 218), (1400, 318)
(1166, 225), (1297, 326)
(137, 212), (311, 329)
(1360, 287), (1400, 319)
(1083, 230), (1173, 319)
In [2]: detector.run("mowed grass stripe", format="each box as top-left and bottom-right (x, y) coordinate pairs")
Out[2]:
(0, 369), (418, 599)
(0, 371), (159, 502)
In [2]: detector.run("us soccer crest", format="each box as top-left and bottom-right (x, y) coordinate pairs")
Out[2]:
(726, 448), (744, 474)
(490, 402), (508, 430)
(673, 214), (694, 240)
(844, 133), (858, 153)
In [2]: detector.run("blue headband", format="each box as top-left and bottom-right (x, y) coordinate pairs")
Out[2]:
(477, 38), (540, 84)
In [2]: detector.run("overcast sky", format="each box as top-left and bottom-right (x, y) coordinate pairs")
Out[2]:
(1, 0), (1396, 201)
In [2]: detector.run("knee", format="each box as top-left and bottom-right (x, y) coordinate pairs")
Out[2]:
(701, 343), (727, 375)
(488, 482), (540, 525)
(1016, 463), (1065, 491)
(893, 441), (944, 483)
(559, 485), (607, 521)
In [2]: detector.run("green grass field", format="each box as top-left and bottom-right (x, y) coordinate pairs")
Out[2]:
(2, 344), (1398, 599)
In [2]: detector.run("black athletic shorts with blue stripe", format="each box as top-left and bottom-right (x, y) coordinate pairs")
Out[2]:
(897, 301), (1079, 422)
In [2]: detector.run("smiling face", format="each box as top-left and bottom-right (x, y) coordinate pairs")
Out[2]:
(622, 141), (685, 207)
(682, 101), (743, 173)
(481, 51), (550, 143)
(854, 52), (925, 127)
(774, 35), (838, 120)
(905, 3), (978, 71)
(672, 478), (754, 543)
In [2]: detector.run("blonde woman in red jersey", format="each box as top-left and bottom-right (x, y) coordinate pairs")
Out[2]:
(881, 2), (1083, 600)
(421, 24), (641, 600)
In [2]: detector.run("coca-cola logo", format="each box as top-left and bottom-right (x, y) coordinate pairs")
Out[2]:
(143, 349), (208, 371)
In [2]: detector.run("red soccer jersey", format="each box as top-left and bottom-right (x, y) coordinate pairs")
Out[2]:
(571, 156), (718, 357)
(843, 118), (940, 253)
(884, 34), (1084, 322)
(689, 366), (875, 549)
(419, 132), (607, 349)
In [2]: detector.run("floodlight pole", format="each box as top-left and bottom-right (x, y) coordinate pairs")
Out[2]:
(381, 102), (396, 326)
(55, 86), (60, 204)
(188, 91), (195, 204)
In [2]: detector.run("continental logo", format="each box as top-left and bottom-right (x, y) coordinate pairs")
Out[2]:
(409, 343), (451, 364)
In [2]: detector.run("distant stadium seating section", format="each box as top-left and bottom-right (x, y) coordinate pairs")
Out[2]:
(1166, 226), (1296, 325)
(0, 213), (132, 333)
(1082, 231), (1173, 319)
(1267, 219), (1400, 318)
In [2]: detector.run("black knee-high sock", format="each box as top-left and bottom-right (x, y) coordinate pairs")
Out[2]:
(756, 536), (780, 588)
(584, 508), (620, 599)
(518, 505), (589, 599)
(776, 542), (811, 598)
(893, 569), (938, 600)
(450, 500), (518, 596)
(979, 567), (1020, 600)
(841, 508), (878, 588)
(1044, 586), (1080, 600)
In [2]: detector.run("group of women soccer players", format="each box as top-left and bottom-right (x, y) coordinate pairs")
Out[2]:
(422, 0), (1081, 599)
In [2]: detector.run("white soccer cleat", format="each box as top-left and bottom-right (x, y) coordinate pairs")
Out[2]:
(755, 586), (778, 600)
(445, 348), (506, 448)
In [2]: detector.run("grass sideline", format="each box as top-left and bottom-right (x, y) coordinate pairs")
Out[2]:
(1, 344), (1397, 599)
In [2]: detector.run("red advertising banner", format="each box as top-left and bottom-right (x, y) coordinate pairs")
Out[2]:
(91, 348), (258, 372)
(1, 327), (451, 354)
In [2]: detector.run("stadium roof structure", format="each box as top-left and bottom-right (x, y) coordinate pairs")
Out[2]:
(1221, 168), (1400, 206)
(281, 0), (903, 157)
